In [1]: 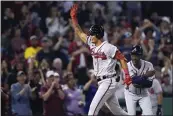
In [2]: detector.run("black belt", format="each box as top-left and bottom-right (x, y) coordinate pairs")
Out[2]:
(96, 74), (117, 82)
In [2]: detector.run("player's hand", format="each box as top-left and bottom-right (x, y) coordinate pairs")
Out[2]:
(70, 4), (78, 18)
(70, 4), (79, 25)
(123, 75), (132, 86)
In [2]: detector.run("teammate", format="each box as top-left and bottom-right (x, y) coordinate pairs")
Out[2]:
(70, 4), (131, 115)
(124, 45), (155, 115)
(148, 78), (163, 116)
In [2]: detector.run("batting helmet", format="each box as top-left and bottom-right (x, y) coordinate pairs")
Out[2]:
(89, 25), (104, 39)
(131, 45), (143, 55)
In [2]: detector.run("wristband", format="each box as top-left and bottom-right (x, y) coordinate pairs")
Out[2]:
(123, 68), (129, 76)
(71, 17), (78, 25)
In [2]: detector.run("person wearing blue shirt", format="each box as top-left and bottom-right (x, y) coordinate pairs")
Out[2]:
(83, 69), (98, 114)
(11, 71), (33, 116)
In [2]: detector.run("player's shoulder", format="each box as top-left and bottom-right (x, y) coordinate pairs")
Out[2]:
(104, 42), (117, 49)
(142, 59), (153, 66)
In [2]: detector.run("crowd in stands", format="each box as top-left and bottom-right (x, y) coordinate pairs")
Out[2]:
(1, 1), (173, 116)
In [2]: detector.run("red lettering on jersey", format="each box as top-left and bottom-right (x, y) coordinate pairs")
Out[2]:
(90, 49), (107, 60)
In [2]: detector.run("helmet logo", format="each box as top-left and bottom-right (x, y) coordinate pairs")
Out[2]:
(132, 48), (137, 53)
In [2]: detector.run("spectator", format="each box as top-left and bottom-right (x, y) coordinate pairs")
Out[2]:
(141, 27), (155, 61)
(1, 61), (10, 116)
(68, 37), (89, 85)
(10, 71), (33, 116)
(40, 70), (65, 116)
(29, 70), (44, 116)
(33, 27), (44, 40)
(158, 17), (173, 59)
(133, 19), (156, 61)
(107, 1), (123, 17)
(46, 6), (69, 38)
(7, 61), (26, 89)
(76, 2), (90, 26)
(36, 36), (68, 69)
(39, 59), (50, 74)
(36, 36), (56, 66)
(150, 12), (161, 26)
(161, 56), (173, 86)
(160, 16), (171, 38)
(1, 60), (9, 91)
(52, 58), (63, 81)
(11, 28), (26, 53)
(1, 27), (12, 53)
(64, 72), (85, 116)
(24, 35), (42, 67)
(83, 69), (97, 114)
(161, 56), (172, 91)
(21, 5), (30, 19)
(126, 1), (142, 23)
(2, 8), (16, 28)
(92, 6), (106, 25)
(1, 87), (9, 116)
(62, 1), (74, 13)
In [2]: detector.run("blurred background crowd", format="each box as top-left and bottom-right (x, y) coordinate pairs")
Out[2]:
(1, 1), (173, 116)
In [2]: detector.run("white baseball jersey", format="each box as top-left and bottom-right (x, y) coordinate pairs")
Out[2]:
(86, 36), (128, 115)
(86, 36), (118, 77)
(127, 59), (155, 96)
(148, 79), (162, 107)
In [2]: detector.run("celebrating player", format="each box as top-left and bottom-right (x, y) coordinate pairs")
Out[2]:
(124, 45), (155, 115)
(70, 4), (131, 115)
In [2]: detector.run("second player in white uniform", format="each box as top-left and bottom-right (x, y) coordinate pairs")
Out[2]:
(125, 45), (154, 115)
(70, 4), (132, 115)
(148, 78), (163, 115)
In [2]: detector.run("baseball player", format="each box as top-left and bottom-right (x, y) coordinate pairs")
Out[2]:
(124, 45), (155, 115)
(148, 78), (163, 116)
(70, 4), (131, 115)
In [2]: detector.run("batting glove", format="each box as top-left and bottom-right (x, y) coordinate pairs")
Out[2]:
(70, 4), (78, 25)
(124, 75), (132, 86)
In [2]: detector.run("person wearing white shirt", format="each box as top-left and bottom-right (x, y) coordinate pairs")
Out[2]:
(148, 78), (163, 116)
(46, 6), (69, 37)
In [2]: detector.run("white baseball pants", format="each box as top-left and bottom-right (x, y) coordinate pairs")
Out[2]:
(124, 89), (153, 115)
(88, 78), (128, 115)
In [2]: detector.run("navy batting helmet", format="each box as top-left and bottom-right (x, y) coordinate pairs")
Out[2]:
(131, 45), (143, 55)
(89, 25), (104, 39)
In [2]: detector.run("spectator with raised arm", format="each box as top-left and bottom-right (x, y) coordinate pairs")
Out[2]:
(29, 69), (44, 116)
(68, 35), (90, 86)
(46, 6), (70, 38)
(83, 69), (97, 114)
(36, 36), (56, 66)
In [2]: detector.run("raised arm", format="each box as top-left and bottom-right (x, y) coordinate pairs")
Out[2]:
(70, 4), (87, 43)
(114, 50), (132, 86)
